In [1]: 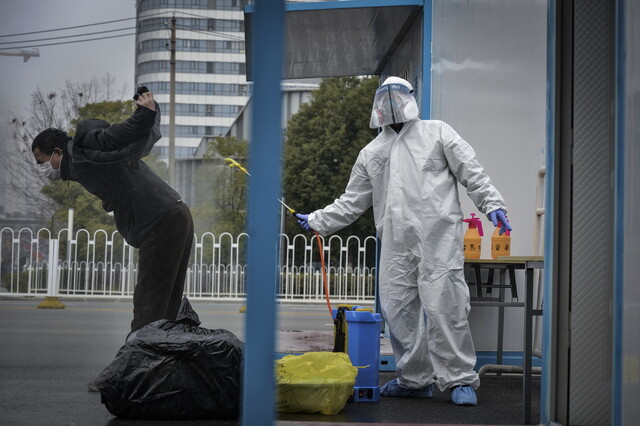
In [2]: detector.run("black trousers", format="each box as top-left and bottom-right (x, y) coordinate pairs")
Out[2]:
(131, 200), (194, 332)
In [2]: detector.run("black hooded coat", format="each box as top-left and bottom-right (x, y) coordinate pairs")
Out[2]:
(61, 104), (180, 248)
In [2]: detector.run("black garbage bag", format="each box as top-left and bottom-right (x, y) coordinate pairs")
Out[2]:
(95, 297), (243, 420)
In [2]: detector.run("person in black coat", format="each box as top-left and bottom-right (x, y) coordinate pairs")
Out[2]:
(32, 90), (194, 334)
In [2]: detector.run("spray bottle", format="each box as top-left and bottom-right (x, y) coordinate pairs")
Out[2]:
(463, 213), (483, 259)
(491, 216), (511, 259)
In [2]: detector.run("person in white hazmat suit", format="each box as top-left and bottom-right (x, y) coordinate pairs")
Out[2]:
(294, 76), (512, 406)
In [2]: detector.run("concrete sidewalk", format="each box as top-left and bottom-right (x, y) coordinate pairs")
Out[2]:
(0, 298), (539, 425)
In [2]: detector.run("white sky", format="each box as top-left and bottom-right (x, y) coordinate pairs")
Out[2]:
(0, 0), (137, 123)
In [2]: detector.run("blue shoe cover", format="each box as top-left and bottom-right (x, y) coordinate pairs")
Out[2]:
(380, 379), (433, 398)
(451, 385), (477, 406)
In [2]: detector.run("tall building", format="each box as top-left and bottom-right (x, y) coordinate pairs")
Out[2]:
(135, 0), (253, 160)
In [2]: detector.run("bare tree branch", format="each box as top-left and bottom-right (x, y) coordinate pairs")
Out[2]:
(3, 74), (132, 222)
(102, 72), (115, 100)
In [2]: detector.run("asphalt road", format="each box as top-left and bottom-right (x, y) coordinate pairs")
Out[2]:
(0, 298), (343, 426)
(0, 298), (538, 426)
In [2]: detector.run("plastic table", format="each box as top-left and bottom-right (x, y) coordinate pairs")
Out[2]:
(464, 256), (544, 424)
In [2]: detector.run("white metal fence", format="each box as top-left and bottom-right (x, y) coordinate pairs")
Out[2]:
(0, 227), (378, 303)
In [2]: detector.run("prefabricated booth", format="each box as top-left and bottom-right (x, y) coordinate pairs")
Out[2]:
(242, 1), (639, 425)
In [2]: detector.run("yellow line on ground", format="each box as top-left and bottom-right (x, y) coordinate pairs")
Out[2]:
(0, 305), (329, 316)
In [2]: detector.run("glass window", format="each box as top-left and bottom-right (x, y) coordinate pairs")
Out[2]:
(138, 61), (170, 74)
(151, 145), (198, 159)
(139, 0), (251, 12)
(142, 81), (248, 96)
(160, 125), (229, 138)
(139, 60), (246, 75)
(139, 17), (245, 34)
(212, 19), (244, 32)
(159, 103), (243, 117)
(139, 39), (170, 53)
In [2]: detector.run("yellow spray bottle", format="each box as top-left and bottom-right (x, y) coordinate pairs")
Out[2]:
(491, 216), (511, 259)
(463, 213), (484, 260)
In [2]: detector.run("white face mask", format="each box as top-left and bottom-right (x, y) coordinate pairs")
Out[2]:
(38, 158), (62, 181)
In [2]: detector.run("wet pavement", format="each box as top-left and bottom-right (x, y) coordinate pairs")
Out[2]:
(0, 298), (538, 425)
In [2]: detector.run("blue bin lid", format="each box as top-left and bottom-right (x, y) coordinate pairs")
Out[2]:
(345, 310), (382, 323)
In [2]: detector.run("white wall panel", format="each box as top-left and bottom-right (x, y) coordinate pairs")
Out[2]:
(431, 0), (547, 350)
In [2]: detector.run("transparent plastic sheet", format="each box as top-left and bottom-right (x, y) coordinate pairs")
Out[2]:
(430, 0), (548, 350)
(95, 298), (243, 420)
(621, 0), (640, 420)
(276, 352), (358, 415)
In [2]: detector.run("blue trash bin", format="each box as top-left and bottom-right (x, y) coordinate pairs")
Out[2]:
(333, 306), (382, 402)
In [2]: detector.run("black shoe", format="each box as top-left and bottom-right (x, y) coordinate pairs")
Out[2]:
(87, 380), (99, 392)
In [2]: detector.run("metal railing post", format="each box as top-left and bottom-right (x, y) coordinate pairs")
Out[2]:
(38, 238), (64, 309)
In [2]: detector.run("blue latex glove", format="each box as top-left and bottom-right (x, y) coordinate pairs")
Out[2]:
(488, 209), (512, 236)
(294, 213), (311, 231)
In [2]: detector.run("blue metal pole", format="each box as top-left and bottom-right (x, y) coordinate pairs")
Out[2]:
(242, 0), (284, 425)
(541, 0), (557, 423)
(422, 0), (432, 120)
(611, 0), (625, 424)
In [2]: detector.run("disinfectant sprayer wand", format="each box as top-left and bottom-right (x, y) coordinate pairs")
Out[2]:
(225, 159), (333, 316)
(224, 157), (251, 176)
(277, 199), (332, 316)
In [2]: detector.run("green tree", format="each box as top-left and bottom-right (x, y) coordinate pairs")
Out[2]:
(282, 76), (379, 239)
(42, 181), (115, 235)
(191, 136), (249, 236)
(8, 77), (130, 218)
(74, 100), (169, 180)
(71, 100), (135, 129)
(41, 99), (167, 235)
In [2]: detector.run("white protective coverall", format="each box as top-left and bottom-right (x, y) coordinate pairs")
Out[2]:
(307, 119), (506, 391)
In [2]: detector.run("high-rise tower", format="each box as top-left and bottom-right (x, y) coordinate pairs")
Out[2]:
(135, 0), (252, 161)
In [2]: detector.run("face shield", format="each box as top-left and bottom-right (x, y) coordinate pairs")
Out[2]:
(369, 83), (420, 129)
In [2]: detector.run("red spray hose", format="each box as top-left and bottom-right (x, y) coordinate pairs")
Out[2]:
(314, 230), (333, 317)
(276, 198), (333, 317)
